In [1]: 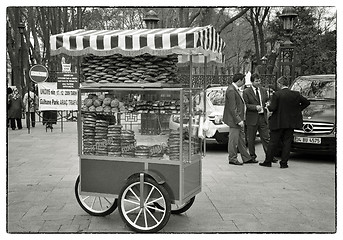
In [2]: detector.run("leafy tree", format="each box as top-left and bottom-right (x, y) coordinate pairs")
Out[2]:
(267, 7), (336, 76)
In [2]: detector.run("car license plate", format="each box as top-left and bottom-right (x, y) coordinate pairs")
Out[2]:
(294, 137), (321, 144)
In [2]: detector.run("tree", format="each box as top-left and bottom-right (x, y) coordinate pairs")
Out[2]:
(292, 7), (336, 75)
(7, 6), (252, 92)
(245, 7), (271, 67)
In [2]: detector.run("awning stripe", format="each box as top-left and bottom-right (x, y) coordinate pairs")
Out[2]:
(125, 35), (133, 49)
(50, 25), (225, 60)
(155, 34), (163, 49)
(111, 35), (118, 48)
(185, 33), (194, 49)
(90, 35), (97, 49)
(118, 35), (126, 49)
(162, 34), (170, 49)
(83, 36), (90, 48)
(69, 36), (77, 49)
(147, 34), (155, 48)
(97, 35), (104, 49)
(170, 34), (178, 48)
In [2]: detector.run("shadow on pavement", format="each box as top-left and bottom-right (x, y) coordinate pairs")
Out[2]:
(204, 142), (336, 164)
(290, 152), (336, 164)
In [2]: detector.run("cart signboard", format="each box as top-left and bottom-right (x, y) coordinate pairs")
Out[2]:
(29, 64), (49, 83)
(38, 82), (78, 111)
(57, 72), (78, 89)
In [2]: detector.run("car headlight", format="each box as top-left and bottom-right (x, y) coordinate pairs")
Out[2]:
(212, 115), (223, 124)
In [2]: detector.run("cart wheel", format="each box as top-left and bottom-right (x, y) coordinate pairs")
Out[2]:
(155, 196), (195, 214)
(74, 176), (117, 216)
(118, 176), (171, 233)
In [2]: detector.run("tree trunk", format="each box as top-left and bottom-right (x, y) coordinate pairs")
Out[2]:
(249, 10), (260, 65)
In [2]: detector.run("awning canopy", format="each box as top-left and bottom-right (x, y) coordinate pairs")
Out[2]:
(50, 25), (225, 62)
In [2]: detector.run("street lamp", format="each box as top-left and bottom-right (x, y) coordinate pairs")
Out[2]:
(18, 22), (30, 133)
(278, 7), (298, 87)
(261, 56), (268, 86)
(143, 10), (159, 29)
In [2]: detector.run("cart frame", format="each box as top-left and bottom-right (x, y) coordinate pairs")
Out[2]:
(77, 86), (202, 206)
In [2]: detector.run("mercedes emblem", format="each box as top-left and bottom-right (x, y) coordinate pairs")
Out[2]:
(303, 123), (314, 133)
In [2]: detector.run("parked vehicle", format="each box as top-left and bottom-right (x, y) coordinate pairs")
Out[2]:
(169, 85), (230, 144)
(290, 74), (336, 154)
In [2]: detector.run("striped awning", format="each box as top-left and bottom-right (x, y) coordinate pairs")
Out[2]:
(50, 25), (225, 61)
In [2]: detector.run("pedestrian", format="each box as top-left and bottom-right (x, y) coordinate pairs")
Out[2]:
(223, 73), (256, 165)
(8, 87), (24, 130)
(23, 87), (38, 128)
(259, 76), (310, 168)
(7, 87), (13, 128)
(243, 73), (273, 162)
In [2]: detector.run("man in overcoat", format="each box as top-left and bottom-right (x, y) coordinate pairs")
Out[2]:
(259, 76), (310, 168)
(223, 73), (255, 165)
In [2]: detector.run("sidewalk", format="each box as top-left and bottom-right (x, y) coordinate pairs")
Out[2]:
(7, 122), (336, 233)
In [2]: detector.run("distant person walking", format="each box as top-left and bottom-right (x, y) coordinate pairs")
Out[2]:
(259, 76), (310, 168)
(7, 87), (13, 128)
(243, 73), (271, 162)
(23, 87), (38, 128)
(8, 87), (24, 130)
(223, 73), (256, 165)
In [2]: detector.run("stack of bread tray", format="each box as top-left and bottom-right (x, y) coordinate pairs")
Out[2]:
(82, 112), (96, 155)
(107, 125), (122, 156)
(121, 130), (136, 157)
(81, 53), (180, 85)
(94, 119), (109, 156)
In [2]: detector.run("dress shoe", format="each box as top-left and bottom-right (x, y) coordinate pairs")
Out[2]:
(259, 161), (272, 167)
(229, 161), (243, 166)
(272, 158), (278, 163)
(280, 164), (289, 169)
(245, 159), (258, 164)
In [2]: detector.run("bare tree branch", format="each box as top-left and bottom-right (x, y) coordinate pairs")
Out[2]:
(218, 7), (250, 34)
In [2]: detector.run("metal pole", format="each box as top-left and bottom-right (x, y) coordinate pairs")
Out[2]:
(203, 56), (208, 156)
(61, 111), (64, 132)
(189, 55), (193, 163)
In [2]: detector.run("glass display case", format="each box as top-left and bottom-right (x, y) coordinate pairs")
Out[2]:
(77, 86), (203, 207)
(79, 87), (203, 163)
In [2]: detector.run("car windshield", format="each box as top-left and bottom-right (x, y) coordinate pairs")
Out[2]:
(207, 89), (226, 106)
(291, 78), (335, 100)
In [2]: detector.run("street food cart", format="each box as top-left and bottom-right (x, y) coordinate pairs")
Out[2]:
(50, 25), (225, 232)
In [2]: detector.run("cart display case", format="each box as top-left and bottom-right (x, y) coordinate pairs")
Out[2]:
(50, 25), (225, 233)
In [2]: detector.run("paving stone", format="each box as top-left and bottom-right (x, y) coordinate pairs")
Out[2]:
(7, 122), (336, 233)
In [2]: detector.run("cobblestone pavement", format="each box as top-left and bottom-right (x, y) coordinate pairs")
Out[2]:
(6, 122), (336, 234)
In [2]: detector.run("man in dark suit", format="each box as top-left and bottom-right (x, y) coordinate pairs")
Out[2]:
(243, 73), (270, 162)
(259, 76), (310, 168)
(223, 73), (255, 165)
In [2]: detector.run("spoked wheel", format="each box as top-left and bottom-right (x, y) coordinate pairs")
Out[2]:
(74, 176), (118, 216)
(155, 196), (195, 214)
(118, 175), (171, 233)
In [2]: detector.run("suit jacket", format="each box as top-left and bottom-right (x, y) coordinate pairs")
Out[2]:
(243, 86), (269, 125)
(268, 88), (310, 130)
(223, 84), (245, 128)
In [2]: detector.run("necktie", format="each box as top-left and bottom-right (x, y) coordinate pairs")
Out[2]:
(255, 87), (263, 114)
(255, 87), (261, 105)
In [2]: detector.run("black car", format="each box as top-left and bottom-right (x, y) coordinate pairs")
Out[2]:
(290, 74), (336, 154)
